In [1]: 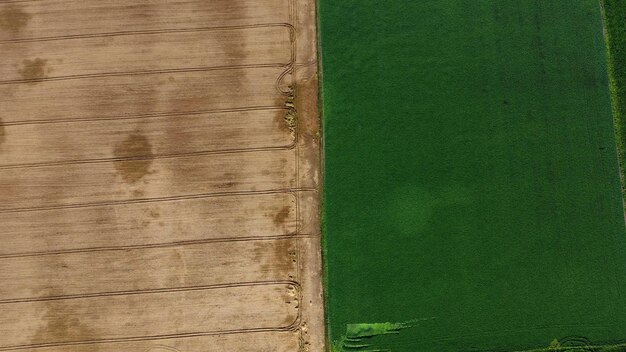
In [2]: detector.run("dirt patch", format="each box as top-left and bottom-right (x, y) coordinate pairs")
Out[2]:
(273, 205), (291, 227)
(32, 299), (100, 347)
(0, 4), (30, 33)
(149, 208), (160, 219)
(113, 133), (154, 184)
(0, 118), (5, 148)
(19, 59), (48, 83)
(255, 239), (297, 279)
(30, 256), (101, 347)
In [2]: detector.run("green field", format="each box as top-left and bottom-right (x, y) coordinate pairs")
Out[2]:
(320, 1), (626, 351)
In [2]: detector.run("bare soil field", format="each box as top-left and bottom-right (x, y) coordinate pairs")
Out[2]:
(0, 0), (323, 351)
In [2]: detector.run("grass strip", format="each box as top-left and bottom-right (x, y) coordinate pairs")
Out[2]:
(601, 0), (626, 199)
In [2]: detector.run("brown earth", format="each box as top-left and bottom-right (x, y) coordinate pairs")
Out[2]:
(0, 0), (323, 351)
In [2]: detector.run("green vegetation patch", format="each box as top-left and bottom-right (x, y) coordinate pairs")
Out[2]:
(330, 318), (446, 352)
(320, 1), (626, 351)
(331, 320), (419, 352)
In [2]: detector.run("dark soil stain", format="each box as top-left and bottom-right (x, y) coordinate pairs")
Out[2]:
(19, 58), (48, 83)
(113, 133), (154, 184)
(149, 208), (160, 219)
(219, 181), (238, 189)
(274, 110), (294, 136)
(255, 239), (297, 278)
(273, 205), (291, 227)
(0, 118), (5, 148)
(31, 267), (100, 347)
(0, 4), (30, 33)
(33, 301), (99, 346)
(195, 1), (246, 63)
(223, 30), (246, 62)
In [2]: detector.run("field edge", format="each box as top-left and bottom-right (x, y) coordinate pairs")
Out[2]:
(601, 0), (626, 213)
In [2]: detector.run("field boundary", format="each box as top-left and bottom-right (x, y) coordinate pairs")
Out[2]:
(600, 0), (626, 216)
